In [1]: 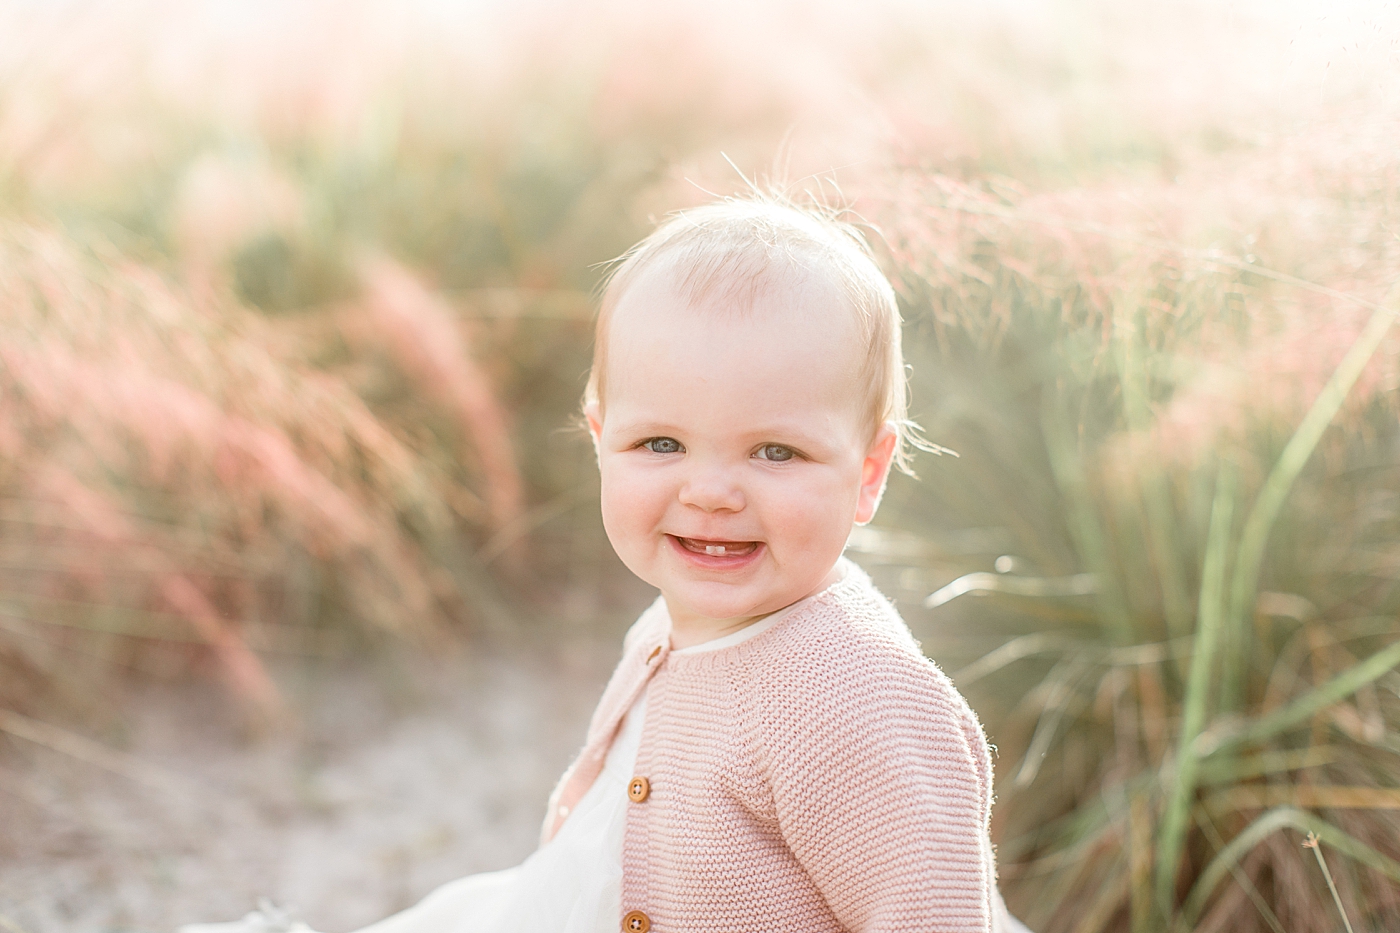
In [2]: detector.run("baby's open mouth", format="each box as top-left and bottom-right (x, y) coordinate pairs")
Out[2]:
(674, 536), (759, 558)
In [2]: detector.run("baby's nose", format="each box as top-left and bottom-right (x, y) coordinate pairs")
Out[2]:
(677, 465), (745, 512)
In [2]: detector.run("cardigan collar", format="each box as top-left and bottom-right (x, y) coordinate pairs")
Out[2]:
(657, 556), (857, 661)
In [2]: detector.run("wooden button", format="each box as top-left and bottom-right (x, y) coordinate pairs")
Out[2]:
(627, 775), (651, 803)
(646, 645), (662, 663)
(622, 910), (651, 933)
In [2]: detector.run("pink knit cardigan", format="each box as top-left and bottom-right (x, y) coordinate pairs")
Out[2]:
(542, 564), (1014, 933)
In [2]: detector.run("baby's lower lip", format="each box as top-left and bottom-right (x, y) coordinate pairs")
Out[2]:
(670, 536), (762, 559)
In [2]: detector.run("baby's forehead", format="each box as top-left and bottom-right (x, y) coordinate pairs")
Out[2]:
(623, 250), (857, 327)
(606, 260), (870, 391)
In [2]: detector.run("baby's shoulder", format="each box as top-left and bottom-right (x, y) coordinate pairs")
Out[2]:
(750, 568), (968, 719)
(741, 570), (993, 800)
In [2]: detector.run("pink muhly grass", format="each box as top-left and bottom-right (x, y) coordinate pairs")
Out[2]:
(356, 256), (525, 543)
(159, 574), (285, 723)
(26, 465), (285, 720)
(2, 315), (382, 559)
(869, 118), (1400, 468)
(0, 223), (468, 714)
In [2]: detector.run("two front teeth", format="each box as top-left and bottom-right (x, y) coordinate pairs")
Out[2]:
(677, 536), (757, 557)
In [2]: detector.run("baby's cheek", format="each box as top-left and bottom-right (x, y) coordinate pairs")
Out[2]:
(597, 480), (633, 545)
(599, 470), (660, 552)
(781, 476), (851, 522)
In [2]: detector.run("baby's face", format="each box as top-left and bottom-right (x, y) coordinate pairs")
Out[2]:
(588, 266), (896, 636)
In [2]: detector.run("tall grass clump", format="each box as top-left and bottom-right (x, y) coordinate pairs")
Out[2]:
(4, 0), (1253, 720)
(0, 0), (863, 721)
(0, 228), (503, 721)
(863, 111), (1400, 932)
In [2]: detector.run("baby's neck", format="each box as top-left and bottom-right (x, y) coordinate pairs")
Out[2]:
(668, 612), (772, 651)
(665, 562), (845, 650)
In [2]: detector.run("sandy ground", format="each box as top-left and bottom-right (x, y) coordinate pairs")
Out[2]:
(0, 634), (622, 933)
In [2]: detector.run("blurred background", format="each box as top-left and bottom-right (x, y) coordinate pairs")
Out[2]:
(2, 0), (1399, 930)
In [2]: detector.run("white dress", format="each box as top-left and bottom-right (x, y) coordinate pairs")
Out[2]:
(180, 606), (793, 933)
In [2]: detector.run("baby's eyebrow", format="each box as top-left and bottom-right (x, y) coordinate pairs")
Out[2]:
(608, 419), (683, 438)
(737, 422), (836, 443)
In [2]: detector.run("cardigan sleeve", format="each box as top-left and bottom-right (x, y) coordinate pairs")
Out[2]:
(756, 627), (997, 933)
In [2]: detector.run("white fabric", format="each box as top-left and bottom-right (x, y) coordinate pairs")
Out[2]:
(349, 689), (644, 933)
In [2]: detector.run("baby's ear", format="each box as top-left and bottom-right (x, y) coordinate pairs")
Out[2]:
(854, 422), (898, 525)
(584, 402), (603, 455)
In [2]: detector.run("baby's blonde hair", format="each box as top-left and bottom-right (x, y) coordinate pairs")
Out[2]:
(586, 195), (922, 473)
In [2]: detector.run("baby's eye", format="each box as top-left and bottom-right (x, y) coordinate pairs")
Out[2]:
(642, 437), (683, 454)
(754, 444), (796, 462)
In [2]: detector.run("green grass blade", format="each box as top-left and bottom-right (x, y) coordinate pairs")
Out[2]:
(1117, 315), (1193, 646)
(950, 631), (1075, 686)
(1202, 637), (1400, 757)
(1012, 656), (1093, 788)
(1196, 746), (1341, 785)
(1195, 811), (1288, 933)
(999, 772), (1150, 864)
(1139, 470), (1194, 645)
(1181, 807), (1400, 929)
(1155, 463), (1234, 914)
(1041, 392), (1134, 644)
(1222, 286), (1400, 709)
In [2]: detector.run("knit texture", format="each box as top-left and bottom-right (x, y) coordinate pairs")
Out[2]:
(542, 565), (1008, 933)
